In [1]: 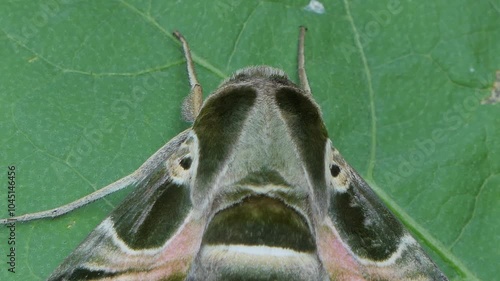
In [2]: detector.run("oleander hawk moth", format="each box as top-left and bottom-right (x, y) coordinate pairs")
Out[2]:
(11, 27), (449, 281)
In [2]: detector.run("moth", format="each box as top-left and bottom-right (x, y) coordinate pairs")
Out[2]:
(3, 27), (448, 280)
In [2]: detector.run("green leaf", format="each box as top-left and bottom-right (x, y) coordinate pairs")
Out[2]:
(0, 0), (498, 280)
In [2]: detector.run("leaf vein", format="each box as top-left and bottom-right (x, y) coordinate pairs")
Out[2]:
(225, 2), (261, 70)
(119, 0), (227, 79)
(342, 0), (377, 180)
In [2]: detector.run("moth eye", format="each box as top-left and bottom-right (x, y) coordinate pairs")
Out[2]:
(179, 156), (192, 170)
(330, 164), (341, 177)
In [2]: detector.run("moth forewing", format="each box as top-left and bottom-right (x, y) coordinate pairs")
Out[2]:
(47, 129), (205, 280)
(4, 27), (448, 280)
(321, 141), (448, 280)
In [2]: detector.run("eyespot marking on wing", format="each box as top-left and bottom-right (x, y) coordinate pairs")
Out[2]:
(330, 164), (340, 177)
(325, 140), (351, 193)
(168, 133), (199, 185)
(179, 156), (192, 170)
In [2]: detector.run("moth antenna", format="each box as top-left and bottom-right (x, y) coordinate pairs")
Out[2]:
(298, 26), (312, 96)
(173, 31), (203, 122)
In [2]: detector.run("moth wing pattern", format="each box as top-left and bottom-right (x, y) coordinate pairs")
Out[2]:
(39, 27), (450, 281)
(318, 140), (448, 280)
(48, 129), (203, 281)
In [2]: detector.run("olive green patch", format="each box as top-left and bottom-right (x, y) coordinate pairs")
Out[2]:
(203, 196), (315, 252)
(113, 180), (192, 249)
(194, 86), (257, 188)
(275, 88), (328, 190)
(328, 182), (404, 261)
